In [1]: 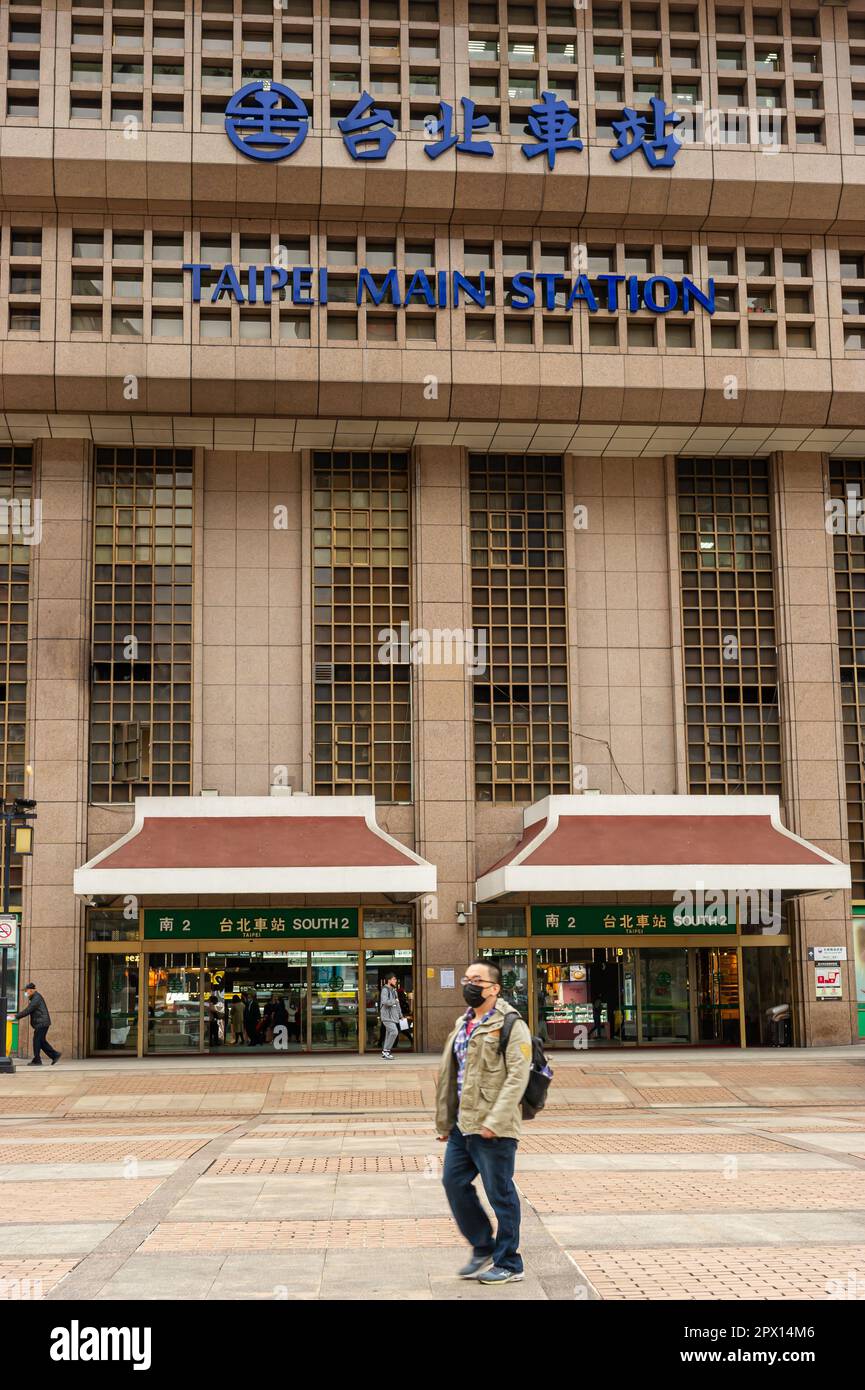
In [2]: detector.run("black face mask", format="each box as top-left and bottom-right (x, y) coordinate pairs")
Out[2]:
(462, 982), (487, 1008)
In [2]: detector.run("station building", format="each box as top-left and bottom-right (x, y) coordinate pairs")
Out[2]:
(0, 0), (863, 1056)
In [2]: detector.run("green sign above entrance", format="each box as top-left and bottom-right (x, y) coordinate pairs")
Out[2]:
(530, 905), (737, 936)
(144, 908), (359, 940)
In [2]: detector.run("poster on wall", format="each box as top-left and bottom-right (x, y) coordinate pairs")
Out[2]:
(815, 965), (843, 1000)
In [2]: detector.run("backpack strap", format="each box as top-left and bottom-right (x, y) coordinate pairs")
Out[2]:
(498, 1010), (518, 1062)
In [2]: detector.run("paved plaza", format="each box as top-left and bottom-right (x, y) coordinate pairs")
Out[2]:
(1, 1049), (865, 1301)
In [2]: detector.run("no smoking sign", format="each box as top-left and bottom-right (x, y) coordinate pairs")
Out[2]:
(0, 916), (18, 947)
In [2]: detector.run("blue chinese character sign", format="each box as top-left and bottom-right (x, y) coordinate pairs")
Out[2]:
(337, 92), (397, 161)
(223, 83), (685, 171)
(224, 81), (310, 161)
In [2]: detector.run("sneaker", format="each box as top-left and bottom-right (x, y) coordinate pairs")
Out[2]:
(51, 1053), (62, 1066)
(27, 1060), (42, 1067)
(478, 1266), (525, 1285)
(381, 1050), (393, 1059)
(457, 1254), (494, 1280)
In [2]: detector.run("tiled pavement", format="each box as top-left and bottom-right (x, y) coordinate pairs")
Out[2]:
(0, 1049), (864, 1300)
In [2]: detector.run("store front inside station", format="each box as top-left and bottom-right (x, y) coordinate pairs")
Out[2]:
(87, 908), (416, 1057)
(474, 792), (851, 1051)
(75, 793), (435, 1058)
(479, 935), (766, 1048)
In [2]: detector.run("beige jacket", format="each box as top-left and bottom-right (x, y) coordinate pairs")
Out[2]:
(435, 997), (532, 1140)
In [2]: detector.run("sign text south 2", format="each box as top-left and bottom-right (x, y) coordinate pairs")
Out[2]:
(182, 263), (716, 317)
(144, 908), (359, 939)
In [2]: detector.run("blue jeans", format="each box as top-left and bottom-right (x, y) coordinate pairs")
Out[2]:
(442, 1125), (523, 1273)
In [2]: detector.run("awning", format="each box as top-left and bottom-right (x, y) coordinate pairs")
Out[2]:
(74, 795), (436, 898)
(476, 794), (851, 901)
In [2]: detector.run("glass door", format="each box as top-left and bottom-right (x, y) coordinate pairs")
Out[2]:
(695, 946), (740, 1044)
(310, 952), (359, 1050)
(479, 949), (530, 1023)
(639, 949), (691, 1043)
(147, 953), (203, 1052)
(90, 955), (139, 1053)
(619, 950), (638, 1042)
(204, 952), (308, 1052)
(364, 949), (415, 1051)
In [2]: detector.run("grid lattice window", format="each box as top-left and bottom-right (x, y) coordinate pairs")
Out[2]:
(677, 457), (780, 796)
(90, 448), (193, 803)
(471, 453), (570, 802)
(830, 458), (865, 896)
(312, 450), (411, 801)
(0, 445), (33, 908)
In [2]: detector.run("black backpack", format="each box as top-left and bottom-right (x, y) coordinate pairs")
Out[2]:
(499, 1011), (553, 1120)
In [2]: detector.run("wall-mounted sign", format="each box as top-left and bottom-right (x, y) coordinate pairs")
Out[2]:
(530, 905), (736, 936)
(144, 908), (359, 940)
(0, 915), (18, 947)
(225, 82), (685, 170)
(182, 263), (715, 316)
(815, 965), (843, 999)
(809, 946), (848, 962)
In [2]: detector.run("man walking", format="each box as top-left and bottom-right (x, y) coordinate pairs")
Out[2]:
(379, 972), (402, 1059)
(435, 959), (531, 1285)
(14, 982), (60, 1067)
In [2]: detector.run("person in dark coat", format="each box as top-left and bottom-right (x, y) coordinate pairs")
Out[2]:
(14, 982), (60, 1066)
(243, 991), (261, 1045)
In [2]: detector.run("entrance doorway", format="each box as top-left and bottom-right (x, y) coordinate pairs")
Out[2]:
(529, 944), (744, 1047)
(534, 948), (637, 1047)
(205, 952), (308, 1052)
(202, 951), (359, 1053)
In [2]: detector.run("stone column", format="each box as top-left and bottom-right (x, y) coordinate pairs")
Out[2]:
(773, 451), (854, 1045)
(412, 446), (475, 1049)
(23, 439), (91, 1057)
(568, 455), (677, 795)
(200, 450), (303, 797)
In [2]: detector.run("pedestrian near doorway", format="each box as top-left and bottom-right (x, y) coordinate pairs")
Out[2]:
(379, 972), (402, 1059)
(435, 959), (531, 1285)
(14, 983), (61, 1066)
(229, 995), (245, 1046)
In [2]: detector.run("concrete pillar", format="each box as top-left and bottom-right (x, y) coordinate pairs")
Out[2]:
(412, 446), (474, 1049)
(200, 450), (303, 796)
(773, 451), (855, 1045)
(568, 455), (677, 794)
(23, 438), (91, 1057)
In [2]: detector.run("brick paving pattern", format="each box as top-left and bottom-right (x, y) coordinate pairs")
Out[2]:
(0, 1260), (81, 1297)
(517, 1132), (800, 1154)
(0, 1140), (208, 1163)
(143, 1218), (461, 1251)
(632, 1086), (740, 1104)
(520, 1171), (865, 1212)
(567, 1246), (865, 1300)
(250, 1126), (434, 1137)
(265, 1090), (425, 1109)
(0, 1097), (67, 1114)
(210, 1155), (430, 1175)
(0, 1179), (162, 1221)
(0, 1122), (237, 1139)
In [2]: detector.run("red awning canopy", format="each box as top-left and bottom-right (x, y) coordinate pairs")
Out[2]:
(74, 795), (435, 897)
(476, 794), (850, 901)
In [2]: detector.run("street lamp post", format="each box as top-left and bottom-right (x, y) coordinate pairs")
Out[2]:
(0, 798), (36, 1075)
